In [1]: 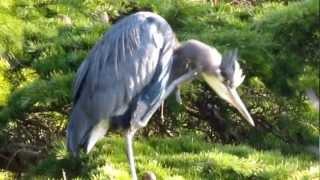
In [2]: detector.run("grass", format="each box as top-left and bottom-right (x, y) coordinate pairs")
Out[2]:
(25, 134), (319, 180)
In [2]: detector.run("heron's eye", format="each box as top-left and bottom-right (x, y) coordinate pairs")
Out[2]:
(224, 79), (232, 87)
(223, 79), (228, 85)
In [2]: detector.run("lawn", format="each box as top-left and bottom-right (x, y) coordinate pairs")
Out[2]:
(22, 134), (319, 179)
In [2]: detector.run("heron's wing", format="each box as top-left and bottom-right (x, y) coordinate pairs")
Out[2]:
(67, 12), (176, 154)
(75, 12), (175, 118)
(73, 59), (89, 102)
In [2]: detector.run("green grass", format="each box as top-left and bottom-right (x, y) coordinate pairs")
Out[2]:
(26, 134), (319, 180)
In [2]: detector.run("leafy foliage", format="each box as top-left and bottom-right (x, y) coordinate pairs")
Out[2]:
(0, 59), (11, 107)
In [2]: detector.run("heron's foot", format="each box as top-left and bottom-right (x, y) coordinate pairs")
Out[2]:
(142, 171), (157, 180)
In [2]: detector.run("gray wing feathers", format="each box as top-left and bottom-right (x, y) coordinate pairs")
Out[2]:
(72, 59), (89, 102)
(67, 12), (175, 154)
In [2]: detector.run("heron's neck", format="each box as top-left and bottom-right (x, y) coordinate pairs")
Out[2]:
(174, 40), (210, 61)
(167, 40), (212, 101)
(172, 40), (221, 78)
(173, 40), (221, 75)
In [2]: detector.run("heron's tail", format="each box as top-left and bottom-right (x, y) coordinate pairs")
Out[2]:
(67, 104), (109, 156)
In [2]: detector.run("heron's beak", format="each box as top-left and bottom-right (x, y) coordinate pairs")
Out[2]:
(202, 73), (255, 126)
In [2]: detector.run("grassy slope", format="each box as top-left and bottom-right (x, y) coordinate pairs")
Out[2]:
(26, 134), (319, 179)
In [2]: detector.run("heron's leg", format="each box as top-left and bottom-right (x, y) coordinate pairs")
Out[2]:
(160, 102), (165, 122)
(175, 87), (182, 104)
(125, 129), (138, 180)
(136, 69), (198, 128)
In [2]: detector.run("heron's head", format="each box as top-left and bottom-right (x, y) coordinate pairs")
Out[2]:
(197, 48), (254, 126)
(177, 40), (254, 126)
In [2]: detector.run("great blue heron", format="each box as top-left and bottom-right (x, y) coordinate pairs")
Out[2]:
(67, 11), (254, 179)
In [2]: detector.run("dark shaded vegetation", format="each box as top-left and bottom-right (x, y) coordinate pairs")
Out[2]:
(0, 0), (318, 179)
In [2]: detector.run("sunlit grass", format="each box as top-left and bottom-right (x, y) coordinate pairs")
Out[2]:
(26, 134), (319, 180)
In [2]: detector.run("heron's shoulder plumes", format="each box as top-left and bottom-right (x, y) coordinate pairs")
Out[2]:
(73, 12), (175, 100)
(221, 49), (245, 88)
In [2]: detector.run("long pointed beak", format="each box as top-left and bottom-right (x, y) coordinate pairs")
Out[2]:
(202, 73), (255, 126)
(226, 88), (255, 126)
